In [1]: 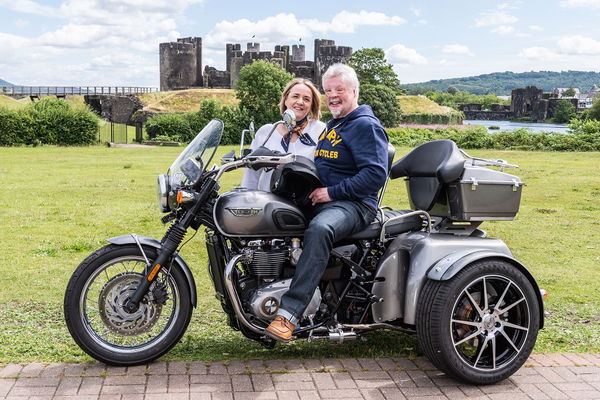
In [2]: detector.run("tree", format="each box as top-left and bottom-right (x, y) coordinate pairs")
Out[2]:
(447, 86), (458, 95)
(348, 48), (402, 93)
(587, 98), (600, 120)
(563, 86), (576, 97)
(358, 84), (402, 128)
(235, 60), (293, 127)
(552, 99), (576, 123)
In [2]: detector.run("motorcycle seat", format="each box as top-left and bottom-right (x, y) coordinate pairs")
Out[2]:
(347, 209), (424, 240)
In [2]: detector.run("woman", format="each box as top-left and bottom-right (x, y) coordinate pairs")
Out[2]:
(241, 78), (325, 191)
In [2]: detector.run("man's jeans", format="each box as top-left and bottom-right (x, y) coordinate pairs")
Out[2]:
(277, 200), (376, 324)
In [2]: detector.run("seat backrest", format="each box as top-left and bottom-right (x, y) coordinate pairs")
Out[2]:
(389, 139), (464, 183)
(386, 142), (396, 173)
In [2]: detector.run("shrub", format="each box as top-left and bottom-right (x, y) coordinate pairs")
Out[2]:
(552, 100), (576, 123)
(145, 113), (193, 142)
(0, 98), (98, 146)
(359, 84), (402, 128)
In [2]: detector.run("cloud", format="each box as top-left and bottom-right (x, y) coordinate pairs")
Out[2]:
(386, 44), (427, 66)
(204, 10), (405, 49)
(442, 44), (474, 56)
(475, 11), (518, 27)
(518, 46), (559, 60)
(491, 25), (516, 35)
(0, 0), (60, 17)
(560, 0), (600, 8)
(557, 35), (600, 55)
(529, 25), (543, 31)
(411, 7), (421, 16)
(417, 19), (428, 25)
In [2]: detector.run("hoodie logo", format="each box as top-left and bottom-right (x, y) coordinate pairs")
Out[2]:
(321, 128), (343, 147)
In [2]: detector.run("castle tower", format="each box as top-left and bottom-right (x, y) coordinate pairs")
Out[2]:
(314, 39), (352, 90)
(292, 45), (305, 62)
(159, 37), (202, 91)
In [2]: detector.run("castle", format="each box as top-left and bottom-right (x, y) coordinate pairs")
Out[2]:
(159, 37), (352, 92)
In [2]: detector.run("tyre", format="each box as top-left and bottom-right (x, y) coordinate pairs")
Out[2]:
(416, 259), (540, 384)
(64, 244), (193, 365)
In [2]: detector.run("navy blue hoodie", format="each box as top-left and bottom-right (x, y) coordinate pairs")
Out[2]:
(314, 105), (388, 210)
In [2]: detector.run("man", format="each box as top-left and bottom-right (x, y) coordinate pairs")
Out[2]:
(265, 63), (389, 341)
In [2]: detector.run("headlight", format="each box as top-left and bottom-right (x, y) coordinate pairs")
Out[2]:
(157, 174), (170, 212)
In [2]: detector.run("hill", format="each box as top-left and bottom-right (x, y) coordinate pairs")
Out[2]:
(404, 70), (600, 95)
(0, 78), (13, 86)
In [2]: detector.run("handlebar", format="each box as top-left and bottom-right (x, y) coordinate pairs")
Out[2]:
(214, 153), (296, 181)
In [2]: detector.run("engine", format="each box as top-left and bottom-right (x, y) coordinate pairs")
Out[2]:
(236, 238), (321, 321)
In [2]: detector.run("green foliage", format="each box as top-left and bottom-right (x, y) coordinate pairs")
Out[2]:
(145, 100), (252, 145)
(235, 60), (293, 127)
(587, 98), (600, 121)
(563, 86), (576, 97)
(447, 86), (458, 95)
(146, 113), (193, 142)
(426, 90), (509, 110)
(403, 70), (600, 95)
(0, 98), (98, 146)
(401, 113), (464, 125)
(387, 125), (600, 151)
(348, 48), (402, 93)
(552, 100), (576, 123)
(358, 84), (402, 128)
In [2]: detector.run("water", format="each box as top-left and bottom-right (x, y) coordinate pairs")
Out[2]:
(463, 120), (570, 134)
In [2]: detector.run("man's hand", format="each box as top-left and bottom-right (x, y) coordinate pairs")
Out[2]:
(309, 187), (332, 206)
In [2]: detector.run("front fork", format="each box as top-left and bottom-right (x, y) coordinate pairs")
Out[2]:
(124, 224), (187, 313)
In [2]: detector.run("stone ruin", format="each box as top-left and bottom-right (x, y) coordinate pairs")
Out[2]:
(159, 37), (352, 92)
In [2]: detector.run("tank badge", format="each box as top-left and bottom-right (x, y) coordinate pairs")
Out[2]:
(226, 208), (261, 217)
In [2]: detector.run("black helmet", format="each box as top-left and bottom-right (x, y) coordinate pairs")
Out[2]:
(270, 156), (322, 207)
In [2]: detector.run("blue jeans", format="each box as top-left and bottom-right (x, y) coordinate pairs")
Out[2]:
(277, 200), (376, 324)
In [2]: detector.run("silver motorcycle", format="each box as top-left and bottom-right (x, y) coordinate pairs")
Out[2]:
(64, 112), (544, 384)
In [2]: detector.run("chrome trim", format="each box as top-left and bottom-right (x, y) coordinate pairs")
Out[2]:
(224, 254), (265, 334)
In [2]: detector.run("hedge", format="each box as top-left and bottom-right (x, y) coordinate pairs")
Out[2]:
(387, 122), (600, 151)
(0, 98), (99, 146)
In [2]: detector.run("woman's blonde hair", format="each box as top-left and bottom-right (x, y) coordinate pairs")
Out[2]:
(279, 78), (322, 120)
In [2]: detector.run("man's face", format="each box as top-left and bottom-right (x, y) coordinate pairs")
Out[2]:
(323, 76), (357, 119)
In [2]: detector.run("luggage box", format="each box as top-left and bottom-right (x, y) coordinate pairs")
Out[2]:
(447, 165), (524, 221)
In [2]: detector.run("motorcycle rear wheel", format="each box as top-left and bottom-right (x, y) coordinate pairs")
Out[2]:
(64, 244), (192, 365)
(416, 259), (540, 384)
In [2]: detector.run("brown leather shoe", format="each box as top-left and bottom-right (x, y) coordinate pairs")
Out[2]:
(265, 316), (295, 342)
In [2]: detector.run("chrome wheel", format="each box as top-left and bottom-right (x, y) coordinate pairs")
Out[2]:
(451, 275), (530, 371)
(80, 255), (180, 352)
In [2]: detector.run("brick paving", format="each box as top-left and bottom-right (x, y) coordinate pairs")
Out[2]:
(0, 354), (598, 399)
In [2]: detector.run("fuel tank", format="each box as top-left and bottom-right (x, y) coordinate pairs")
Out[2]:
(214, 188), (307, 237)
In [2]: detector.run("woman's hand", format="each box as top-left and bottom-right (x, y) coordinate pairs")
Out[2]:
(309, 187), (332, 205)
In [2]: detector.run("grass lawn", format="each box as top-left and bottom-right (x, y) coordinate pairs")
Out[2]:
(0, 145), (599, 364)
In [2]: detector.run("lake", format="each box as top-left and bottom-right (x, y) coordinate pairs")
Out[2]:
(463, 120), (570, 134)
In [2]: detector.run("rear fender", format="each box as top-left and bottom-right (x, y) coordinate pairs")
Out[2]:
(107, 234), (197, 308)
(427, 250), (544, 329)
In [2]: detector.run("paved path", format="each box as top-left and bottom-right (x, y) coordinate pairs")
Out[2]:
(0, 354), (598, 399)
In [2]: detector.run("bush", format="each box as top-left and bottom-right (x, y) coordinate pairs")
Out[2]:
(235, 60), (293, 127)
(0, 98), (99, 146)
(587, 98), (600, 121)
(145, 113), (193, 142)
(359, 84), (402, 128)
(552, 100), (576, 123)
(387, 125), (600, 151)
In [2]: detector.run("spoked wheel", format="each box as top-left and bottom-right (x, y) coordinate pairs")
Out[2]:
(417, 259), (540, 384)
(64, 244), (192, 365)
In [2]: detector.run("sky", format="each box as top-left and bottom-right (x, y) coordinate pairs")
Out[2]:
(1, 0), (600, 87)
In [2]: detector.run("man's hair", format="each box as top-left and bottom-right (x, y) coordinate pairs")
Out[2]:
(322, 63), (360, 97)
(279, 78), (322, 120)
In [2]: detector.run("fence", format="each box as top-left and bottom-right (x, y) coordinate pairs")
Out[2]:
(1, 86), (157, 97)
(99, 121), (147, 144)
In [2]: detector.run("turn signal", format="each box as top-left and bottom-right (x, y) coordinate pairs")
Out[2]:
(177, 190), (196, 204)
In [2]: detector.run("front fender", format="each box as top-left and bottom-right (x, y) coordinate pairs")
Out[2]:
(108, 234), (197, 308)
(427, 250), (544, 329)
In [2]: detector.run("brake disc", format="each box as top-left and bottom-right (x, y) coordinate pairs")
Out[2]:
(98, 272), (163, 336)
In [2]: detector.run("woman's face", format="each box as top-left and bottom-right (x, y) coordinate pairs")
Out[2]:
(284, 83), (313, 121)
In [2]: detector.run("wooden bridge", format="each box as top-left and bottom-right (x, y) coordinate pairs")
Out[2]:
(0, 86), (158, 98)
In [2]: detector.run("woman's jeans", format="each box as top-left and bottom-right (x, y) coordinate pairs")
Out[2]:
(277, 200), (376, 324)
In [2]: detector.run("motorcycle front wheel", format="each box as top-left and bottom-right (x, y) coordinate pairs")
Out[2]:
(416, 259), (540, 385)
(64, 244), (193, 365)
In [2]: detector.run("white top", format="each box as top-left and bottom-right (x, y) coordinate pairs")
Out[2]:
(241, 119), (326, 191)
